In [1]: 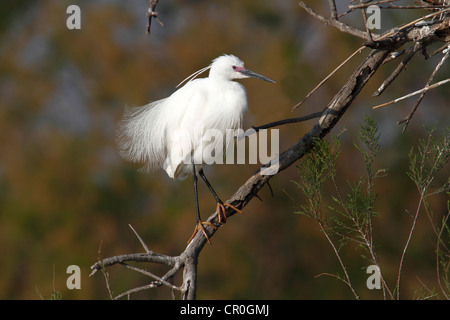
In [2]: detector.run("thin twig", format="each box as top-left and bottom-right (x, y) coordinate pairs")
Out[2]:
(436, 212), (450, 299)
(386, 8), (450, 36)
(362, 7), (450, 48)
(89, 252), (177, 277)
(146, 0), (165, 35)
(373, 43), (421, 97)
(292, 46), (365, 111)
(299, 2), (371, 40)
(328, 0), (338, 19)
(396, 131), (446, 299)
(330, 175), (394, 299)
(96, 241), (114, 299)
(129, 224), (153, 254)
(114, 282), (164, 300)
(397, 190), (425, 299)
(339, 0), (400, 18)
(379, 50), (406, 65)
(430, 42), (450, 57)
(370, 5), (450, 9)
(252, 112), (323, 131)
(314, 213), (360, 299)
(297, 2), (449, 111)
(120, 262), (181, 291)
(360, 0), (374, 42)
(398, 45), (450, 131)
(372, 78), (450, 109)
(351, 1), (449, 9)
(416, 276), (439, 299)
(350, 0), (400, 9)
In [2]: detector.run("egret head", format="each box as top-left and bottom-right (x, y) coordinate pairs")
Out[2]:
(209, 55), (276, 83)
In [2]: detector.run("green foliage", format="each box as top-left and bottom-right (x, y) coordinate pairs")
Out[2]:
(294, 133), (340, 221)
(407, 126), (449, 194)
(296, 116), (384, 253)
(294, 116), (449, 299)
(406, 126), (449, 299)
(48, 291), (63, 300)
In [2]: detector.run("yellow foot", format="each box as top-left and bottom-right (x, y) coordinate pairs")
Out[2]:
(216, 202), (243, 224)
(187, 220), (218, 245)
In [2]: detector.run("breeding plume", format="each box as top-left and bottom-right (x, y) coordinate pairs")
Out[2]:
(118, 54), (275, 243)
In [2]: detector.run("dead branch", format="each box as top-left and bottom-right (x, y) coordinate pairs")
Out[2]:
(373, 78), (450, 109)
(398, 44), (450, 131)
(146, 0), (165, 35)
(299, 2), (371, 40)
(292, 46), (365, 111)
(373, 43), (422, 97)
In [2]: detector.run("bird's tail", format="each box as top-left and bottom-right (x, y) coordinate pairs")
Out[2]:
(116, 99), (168, 171)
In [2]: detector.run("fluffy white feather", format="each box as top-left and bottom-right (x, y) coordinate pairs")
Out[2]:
(117, 54), (274, 179)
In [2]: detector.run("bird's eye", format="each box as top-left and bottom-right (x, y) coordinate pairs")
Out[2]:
(232, 65), (237, 70)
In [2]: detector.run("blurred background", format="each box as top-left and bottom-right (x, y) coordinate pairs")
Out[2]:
(0, 0), (448, 299)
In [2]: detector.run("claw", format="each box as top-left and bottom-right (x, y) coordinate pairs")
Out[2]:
(188, 203), (243, 245)
(225, 202), (243, 215)
(216, 203), (227, 224)
(216, 202), (243, 224)
(187, 220), (217, 245)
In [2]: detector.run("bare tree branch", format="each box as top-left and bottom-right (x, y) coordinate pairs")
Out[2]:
(292, 46), (366, 111)
(372, 77), (450, 109)
(146, 0), (164, 35)
(299, 2), (372, 40)
(252, 112), (323, 131)
(398, 44), (450, 131)
(328, 0), (338, 19)
(373, 43), (422, 97)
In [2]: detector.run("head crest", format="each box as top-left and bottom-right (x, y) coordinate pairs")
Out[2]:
(175, 65), (211, 88)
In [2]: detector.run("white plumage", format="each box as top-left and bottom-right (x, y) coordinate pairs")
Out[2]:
(117, 54), (275, 243)
(118, 54), (274, 179)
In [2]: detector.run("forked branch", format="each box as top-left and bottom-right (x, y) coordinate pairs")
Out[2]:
(146, 0), (165, 35)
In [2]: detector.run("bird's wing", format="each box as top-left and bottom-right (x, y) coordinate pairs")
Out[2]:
(117, 98), (169, 171)
(163, 81), (210, 178)
(163, 80), (246, 179)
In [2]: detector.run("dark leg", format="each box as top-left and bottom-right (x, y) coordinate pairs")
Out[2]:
(198, 168), (243, 224)
(198, 169), (221, 204)
(188, 161), (216, 245)
(192, 161), (201, 224)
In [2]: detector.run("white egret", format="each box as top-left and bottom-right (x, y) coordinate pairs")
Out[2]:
(117, 54), (275, 243)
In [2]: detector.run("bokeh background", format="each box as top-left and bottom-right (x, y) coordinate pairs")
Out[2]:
(0, 0), (448, 299)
